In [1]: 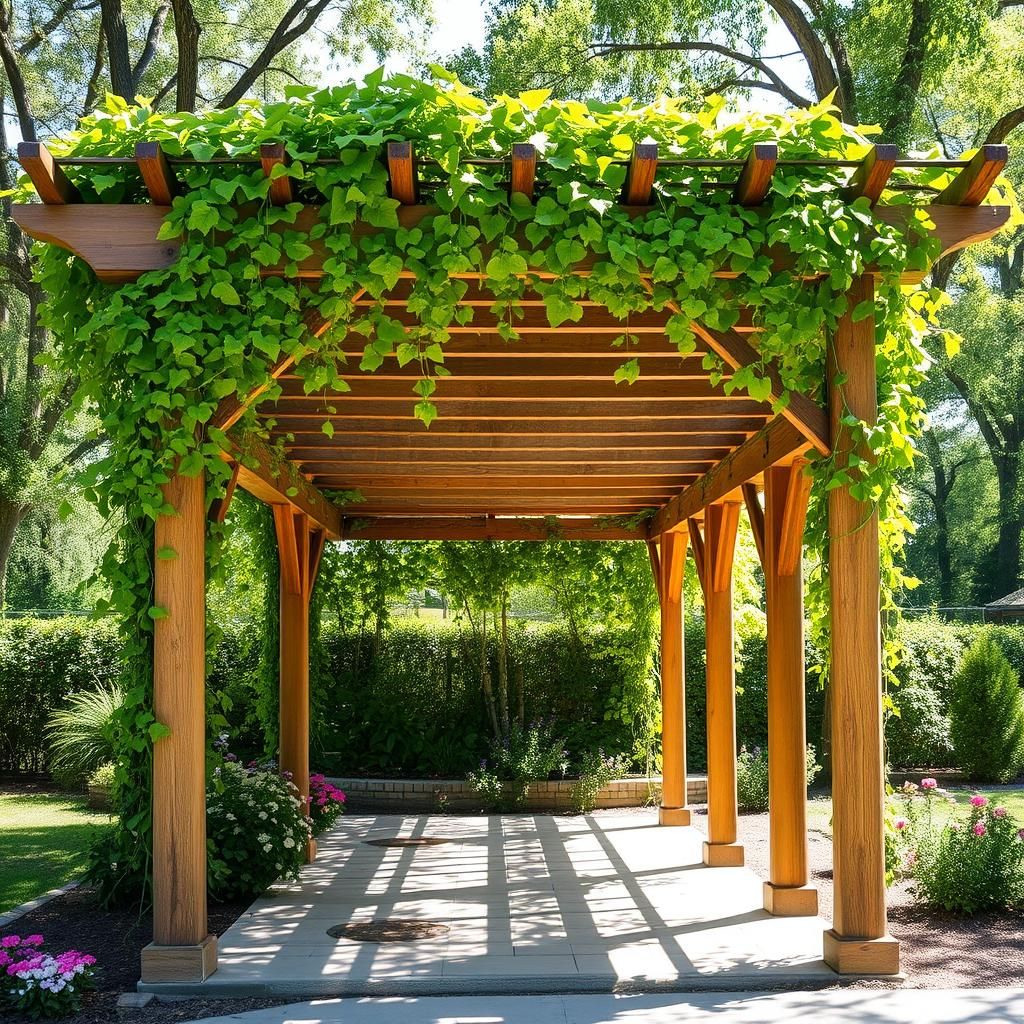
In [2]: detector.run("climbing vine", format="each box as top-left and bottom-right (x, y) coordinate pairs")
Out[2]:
(15, 70), (1009, 902)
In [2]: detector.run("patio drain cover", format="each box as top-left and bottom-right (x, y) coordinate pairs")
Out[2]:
(365, 837), (450, 847)
(327, 919), (450, 943)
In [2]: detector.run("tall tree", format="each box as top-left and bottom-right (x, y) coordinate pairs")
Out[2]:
(0, 0), (431, 604)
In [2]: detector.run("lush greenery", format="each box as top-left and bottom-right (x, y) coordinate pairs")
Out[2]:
(735, 744), (821, 813)
(45, 681), (123, 787)
(949, 634), (1024, 783)
(308, 774), (347, 834)
(468, 720), (569, 809)
(0, 934), (97, 1021)
(0, 792), (109, 911)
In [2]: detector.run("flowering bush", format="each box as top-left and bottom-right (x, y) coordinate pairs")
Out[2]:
(1, 935), (96, 1019)
(571, 749), (626, 813)
(468, 720), (568, 810)
(309, 774), (346, 834)
(207, 758), (312, 900)
(735, 744), (821, 812)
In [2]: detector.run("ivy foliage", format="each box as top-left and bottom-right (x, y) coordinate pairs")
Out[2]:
(13, 70), (1010, 903)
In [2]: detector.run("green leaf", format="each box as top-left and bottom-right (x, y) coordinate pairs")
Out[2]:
(322, 421), (335, 438)
(149, 722), (172, 742)
(148, 606), (169, 621)
(156, 546), (177, 560)
(613, 358), (640, 385)
(211, 281), (241, 305)
(852, 300), (875, 322)
(415, 399), (438, 427)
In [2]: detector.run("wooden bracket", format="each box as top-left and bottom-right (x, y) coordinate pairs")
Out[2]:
(510, 144), (537, 200)
(260, 143), (294, 206)
(662, 530), (686, 602)
(733, 143), (777, 207)
(742, 482), (765, 568)
(208, 460), (240, 525)
(708, 501), (741, 594)
(843, 144), (898, 206)
(937, 145), (1008, 207)
(687, 517), (707, 597)
(623, 143), (658, 205)
(17, 141), (80, 205)
(387, 141), (418, 205)
(136, 142), (178, 205)
(776, 459), (812, 576)
(647, 539), (663, 602)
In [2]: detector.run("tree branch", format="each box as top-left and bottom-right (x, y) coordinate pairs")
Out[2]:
(99, 0), (134, 101)
(0, 7), (38, 141)
(170, 0), (201, 112)
(132, 0), (171, 89)
(765, 0), (845, 111)
(19, 0), (100, 56)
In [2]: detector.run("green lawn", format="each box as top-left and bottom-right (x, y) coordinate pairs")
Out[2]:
(0, 791), (110, 913)
(806, 785), (1024, 834)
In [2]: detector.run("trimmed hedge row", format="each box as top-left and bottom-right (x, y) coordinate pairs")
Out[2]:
(2, 613), (1023, 776)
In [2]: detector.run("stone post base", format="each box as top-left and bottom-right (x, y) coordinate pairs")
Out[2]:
(140, 934), (217, 983)
(702, 841), (744, 867)
(763, 881), (818, 916)
(658, 806), (691, 826)
(823, 929), (900, 975)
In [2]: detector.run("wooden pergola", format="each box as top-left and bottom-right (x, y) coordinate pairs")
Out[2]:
(12, 135), (1011, 983)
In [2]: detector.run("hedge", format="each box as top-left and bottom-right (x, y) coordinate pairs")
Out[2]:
(3, 612), (1024, 777)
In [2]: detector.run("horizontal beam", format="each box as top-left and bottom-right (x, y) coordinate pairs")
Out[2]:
(220, 431), (341, 539)
(268, 401), (769, 420)
(278, 433), (748, 453)
(293, 458), (714, 475)
(342, 516), (648, 541)
(337, 334), (709, 357)
(647, 416), (808, 537)
(343, 502), (658, 514)
(269, 417), (767, 435)
(11, 202), (1010, 285)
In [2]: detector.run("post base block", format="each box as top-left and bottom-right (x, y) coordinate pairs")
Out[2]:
(702, 841), (744, 867)
(823, 929), (900, 975)
(141, 935), (217, 983)
(658, 806), (691, 826)
(763, 881), (818, 916)
(306, 837), (318, 864)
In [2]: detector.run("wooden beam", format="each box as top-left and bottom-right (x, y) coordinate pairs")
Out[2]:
(710, 500), (741, 592)
(510, 144), (537, 200)
(274, 505), (302, 596)
(623, 143), (658, 205)
(208, 460), (240, 525)
(260, 143), (293, 206)
(687, 517), (707, 596)
(742, 481), (765, 567)
(341, 516), (648, 541)
(387, 141), (417, 205)
(135, 142), (177, 205)
(219, 431), (341, 539)
(646, 539), (662, 600)
(280, 433), (747, 453)
(777, 459), (812, 576)
(297, 460), (712, 476)
(17, 141), (80, 205)
(936, 144), (1008, 206)
(647, 417), (807, 538)
(733, 143), (777, 207)
(659, 528), (690, 826)
(843, 144), (898, 206)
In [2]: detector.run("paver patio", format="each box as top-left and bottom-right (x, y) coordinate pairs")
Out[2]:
(142, 809), (837, 997)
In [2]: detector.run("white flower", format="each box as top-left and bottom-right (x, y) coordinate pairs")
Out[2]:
(263, 843), (273, 853)
(283, 836), (295, 848)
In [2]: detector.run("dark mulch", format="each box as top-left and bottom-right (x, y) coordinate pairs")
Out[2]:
(3, 886), (288, 1024)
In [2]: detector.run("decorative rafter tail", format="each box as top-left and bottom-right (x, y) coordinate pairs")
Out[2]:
(136, 143), (178, 206)
(843, 144), (898, 206)
(387, 141), (418, 205)
(937, 144), (1008, 206)
(622, 143), (658, 205)
(510, 143), (537, 200)
(260, 143), (293, 206)
(17, 141), (80, 205)
(733, 143), (777, 206)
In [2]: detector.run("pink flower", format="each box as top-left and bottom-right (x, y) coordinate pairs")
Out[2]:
(921, 778), (938, 790)
(973, 822), (987, 837)
(895, 818), (908, 830)
(1017, 828), (1024, 841)
(970, 795), (988, 808)
(993, 806), (1008, 818)
(0, 936), (21, 948)
(23, 935), (43, 947)
(949, 822), (961, 831)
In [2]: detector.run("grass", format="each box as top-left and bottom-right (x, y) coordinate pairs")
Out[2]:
(0, 791), (110, 914)
(805, 784), (1024, 834)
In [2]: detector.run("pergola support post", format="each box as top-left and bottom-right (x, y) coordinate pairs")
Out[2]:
(657, 530), (690, 826)
(823, 277), (899, 974)
(700, 501), (743, 867)
(762, 464), (817, 917)
(274, 506), (325, 864)
(142, 470), (217, 984)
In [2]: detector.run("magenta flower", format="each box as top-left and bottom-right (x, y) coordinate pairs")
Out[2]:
(894, 818), (908, 830)
(973, 822), (987, 836)
(970, 795), (988, 808)
(994, 806), (1008, 819)
(23, 935), (43, 946)
(1017, 828), (1024, 841)
(920, 778), (938, 790)
(0, 936), (21, 948)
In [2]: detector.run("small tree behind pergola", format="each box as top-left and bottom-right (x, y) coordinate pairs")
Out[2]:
(10, 73), (1012, 984)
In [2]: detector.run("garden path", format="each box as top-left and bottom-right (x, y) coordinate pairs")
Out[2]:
(142, 810), (834, 997)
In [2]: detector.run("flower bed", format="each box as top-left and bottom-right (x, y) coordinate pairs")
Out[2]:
(1, 934), (96, 1019)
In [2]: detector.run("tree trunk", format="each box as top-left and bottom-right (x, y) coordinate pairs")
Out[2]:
(993, 452), (1023, 600)
(497, 594), (510, 736)
(171, 0), (201, 112)
(0, 498), (28, 608)
(479, 610), (499, 740)
(99, 0), (134, 101)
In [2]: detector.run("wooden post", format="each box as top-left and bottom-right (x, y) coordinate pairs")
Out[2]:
(823, 277), (899, 974)
(142, 470), (217, 983)
(274, 506), (325, 864)
(658, 530), (690, 825)
(702, 501), (743, 866)
(762, 464), (818, 916)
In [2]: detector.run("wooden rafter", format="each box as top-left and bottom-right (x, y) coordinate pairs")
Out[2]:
(136, 143), (178, 206)
(733, 143), (777, 207)
(510, 144), (537, 200)
(843, 144), (898, 206)
(937, 144), (1008, 206)
(623, 143), (658, 205)
(17, 141), (80, 205)
(260, 143), (294, 206)
(387, 142), (417, 204)
(341, 516), (649, 540)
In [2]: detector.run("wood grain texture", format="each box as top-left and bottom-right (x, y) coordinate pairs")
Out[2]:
(842, 144), (898, 206)
(936, 144), (1008, 206)
(659, 530), (688, 814)
(764, 464), (812, 900)
(387, 142), (417, 204)
(827, 276), (890, 945)
(733, 144), (777, 206)
(623, 143), (658, 205)
(260, 143), (294, 206)
(510, 144), (537, 199)
(17, 141), (80, 204)
(741, 482), (765, 566)
(136, 142), (178, 205)
(343, 517), (647, 541)
(152, 470), (207, 947)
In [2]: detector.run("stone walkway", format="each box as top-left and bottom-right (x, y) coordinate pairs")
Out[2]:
(144, 810), (835, 997)
(182, 990), (1024, 1024)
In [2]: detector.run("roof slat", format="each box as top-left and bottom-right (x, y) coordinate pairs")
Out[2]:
(260, 143), (293, 206)
(510, 143), (537, 200)
(17, 142), (80, 205)
(623, 143), (658, 205)
(135, 142), (177, 205)
(387, 141), (418, 204)
(843, 144), (898, 206)
(937, 144), (1008, 206)
(733, 143), (778, 207)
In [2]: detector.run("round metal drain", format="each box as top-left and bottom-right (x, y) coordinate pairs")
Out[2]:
(327, 919), (450, 943)
(365, 837), (450, 848)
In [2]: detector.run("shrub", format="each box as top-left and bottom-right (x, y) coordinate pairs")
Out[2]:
(0, 934), (97, 1019)
(468, 720), (568, 810)
(736, 744), (821, 812)
(886, 681), (955, 770)
(46, 681), (124, 785)
(206, 759), (312, 901)
(949, 634), (1024, 783)
(309, 774), (346, 834)
(571, 750), (625, 813)
(912, 795), (1024, 913)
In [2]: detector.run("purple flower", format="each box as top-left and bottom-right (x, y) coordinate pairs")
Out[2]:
(994, 806), (1008, 819)
(920, 778), (937, 790)
(0, 936), (21, 948)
